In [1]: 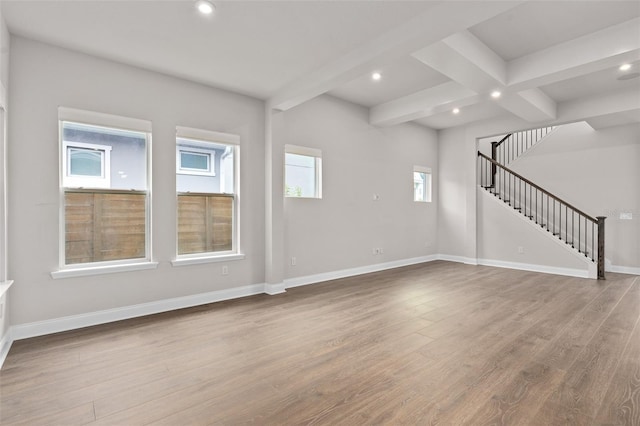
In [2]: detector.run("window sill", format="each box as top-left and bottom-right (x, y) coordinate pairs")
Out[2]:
(171, 253), (245, 267)
(0, 280), (14, 298)
(51, 262), (159, 279)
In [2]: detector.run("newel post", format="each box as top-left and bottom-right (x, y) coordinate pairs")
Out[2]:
(490, 141), (498, 188)
(597, 216), (606, 280)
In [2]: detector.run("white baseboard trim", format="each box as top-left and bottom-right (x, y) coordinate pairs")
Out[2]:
(284, 255), (438, 289)
(0, 329), (13, 369)
(477, 258), (590, 279)
(10, 283), (266, 342)
(264, 282), (286, 295)
(2, 251), (614, 370)
(609, 265), (640, 276)
(436, 254), (478, 265)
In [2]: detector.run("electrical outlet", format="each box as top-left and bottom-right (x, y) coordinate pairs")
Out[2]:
(373, 194), (380, 201)
(517, 246), (524, 254)
(379, 248), (384, 254)
(620, 212), (633, 220)
(221, 265), (229, 275)
(372, 248), (378, 255)
(291, 257), (297, 266)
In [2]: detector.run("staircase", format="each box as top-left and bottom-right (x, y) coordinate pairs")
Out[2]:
(492, 126), (556, 166)
(477, 129), (606, 279)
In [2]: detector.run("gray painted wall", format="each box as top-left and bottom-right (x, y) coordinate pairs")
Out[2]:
(276, 95), (439, 279)
(7, 36), (265, 326)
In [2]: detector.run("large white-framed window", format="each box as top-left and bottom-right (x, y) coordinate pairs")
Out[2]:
(53, 107), (154, 276)
(413, 165), (432, 202)
(285, 144), (322, 199)
(174, 126), (241, 262)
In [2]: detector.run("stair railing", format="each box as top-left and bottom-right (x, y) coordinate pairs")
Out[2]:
(491, 126), (555, 167)
(478, 152), (606, 279)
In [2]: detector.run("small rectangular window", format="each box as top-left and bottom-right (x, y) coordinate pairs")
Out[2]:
(176, 128), (239, 257)
(59, 113), (150, 267)
(63, 140), (112, 188)
(285, 145), (322, 198)
(413, 166), (432, 202)
(177, 146), (215, 176)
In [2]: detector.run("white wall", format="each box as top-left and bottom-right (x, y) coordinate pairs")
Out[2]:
(437, 115), (530, 261)
(0, 9), (11, 352)
(477, 188), (592, 275)
(439, 113), (639, 275)
(510, 121), (640, 270)
(276, 95), (439, 279)
(7, 37), (265, 326)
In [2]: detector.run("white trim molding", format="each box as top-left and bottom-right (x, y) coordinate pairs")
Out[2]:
(0, 279), (13, 298)
(436, 254), (478, 265)
(264, 282), (286, 295)
(0, 328), (12, 369)
(284, 255), (438, 289)
(11, 283), (266, 342)
(51, 261), (159, 279)
(171, 253), (245, 267)
(477, 258), (590, 279)
(609, 265), (640, 276)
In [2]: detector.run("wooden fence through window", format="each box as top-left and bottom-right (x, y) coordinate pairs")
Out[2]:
(177, 193), (233, 255)
(65, 190), (146, 264)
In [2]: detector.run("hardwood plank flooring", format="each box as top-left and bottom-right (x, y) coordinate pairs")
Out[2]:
(0, 261), (638, 425)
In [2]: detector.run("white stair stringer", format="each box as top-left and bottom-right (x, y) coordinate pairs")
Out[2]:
(477, 187), (596, 279)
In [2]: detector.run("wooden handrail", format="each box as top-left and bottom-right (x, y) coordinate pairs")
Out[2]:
(478, 152), (597, 222)
(494, 133), (512, 148)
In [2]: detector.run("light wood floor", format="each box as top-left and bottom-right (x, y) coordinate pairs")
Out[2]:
(1, 261), (639, 425)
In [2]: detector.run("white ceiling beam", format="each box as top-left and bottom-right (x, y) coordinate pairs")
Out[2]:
(268, 1), (523, 111)
(585, 111), (640, 130)
(412, 30), (506, 93)
(370, 82), (478, 127)
(508, 18), (640, 91)
(408, 30), (556, 124)
(496, 88), (557, 122)
(557, 88), (640, 124)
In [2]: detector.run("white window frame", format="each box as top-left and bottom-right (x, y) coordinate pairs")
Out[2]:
(413, 165), (432, 203)
(52, 107), (156, 278)
(173, 126), (242, 265)
(284, 144), (322, 199)
(63, 141), (112, 189)
(176, 145), (216, 176)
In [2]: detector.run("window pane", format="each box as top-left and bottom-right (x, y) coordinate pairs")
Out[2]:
(285, 153), (317, 198)
(69, 148), (102, 177)
(62, 119), (149, 266)
(181, 151), (209, 171)
(414, 172), (425, 201)
(176, 137), (236, 255)
(65, 191), (146, 264)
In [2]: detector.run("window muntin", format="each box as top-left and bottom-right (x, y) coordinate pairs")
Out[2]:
(176, 135), (238, 257)
(413, 166), (432, 202)
(285, 145), (322, 199)
(60, 118), (150, 267)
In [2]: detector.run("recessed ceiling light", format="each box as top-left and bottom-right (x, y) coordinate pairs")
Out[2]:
(371, 72), (382, 81)
(619, 63), (632, 71)
(491, 91), (501, 99)
(452, 108), (460, 114)
(196, 0), (215, 15)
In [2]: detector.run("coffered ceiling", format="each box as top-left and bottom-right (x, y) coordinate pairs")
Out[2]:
(2, 0), (639, 130)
